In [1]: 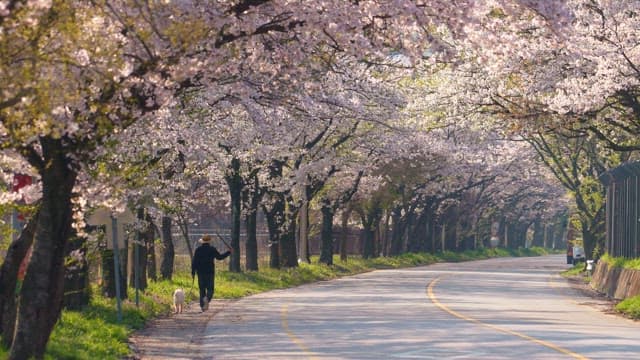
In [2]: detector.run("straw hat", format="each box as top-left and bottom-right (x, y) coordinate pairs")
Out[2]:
(199, 235), (212, 244)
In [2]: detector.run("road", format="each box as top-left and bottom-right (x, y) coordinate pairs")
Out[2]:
(195, 255), (640, 359)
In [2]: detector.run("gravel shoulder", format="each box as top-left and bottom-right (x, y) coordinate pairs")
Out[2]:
(127, 298), (236, 360)
(563, 275), (621, 316)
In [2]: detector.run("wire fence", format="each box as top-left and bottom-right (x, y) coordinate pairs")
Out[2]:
(601, 161), (640, 258)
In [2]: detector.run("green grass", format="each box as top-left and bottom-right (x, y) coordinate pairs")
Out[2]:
(616, 295), (640, 319)
(597, 253), (640, 319)
(599, 253), (640, 270)
(561, 262), (586, 277)
(0, 246), (553, 359)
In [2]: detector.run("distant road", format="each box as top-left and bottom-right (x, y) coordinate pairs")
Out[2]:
(199, 255), (640, 359)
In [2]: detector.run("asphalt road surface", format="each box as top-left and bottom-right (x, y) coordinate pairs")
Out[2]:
(194, 255), (640, 359)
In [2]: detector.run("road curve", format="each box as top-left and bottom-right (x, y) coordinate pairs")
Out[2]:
(197, 255), (640, 359)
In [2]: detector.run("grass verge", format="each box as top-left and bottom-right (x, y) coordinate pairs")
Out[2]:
(597, 254), (640, 319)
(599, 253), (640, 270)
(560, 262), (586, 277)
(615, 296), (640, 319)
(1, 246), (552, 359)
(560, 261), (591, 284)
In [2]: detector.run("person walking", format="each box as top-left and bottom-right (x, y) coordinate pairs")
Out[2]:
(191, 234), (232, 311)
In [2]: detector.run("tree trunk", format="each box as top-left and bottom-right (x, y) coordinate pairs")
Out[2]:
(269, 236), (280, 269)
(339, 209), (350, 262)
(582, 215), (605, 261)
(176, 214), (194, 258)
(139, 212), (153, 290)
(280, 208), (298, 268)
(408, 212), (426, 253)
(100, 249), (128, 298)
(362, 225), (375, 259)
(129, 210), (140, 288)
(9, 137), (77, 360)
(244, 209), (258, 271)
(319, 202), (334, 265)
(263, 160), (288, 269)
(243, 172), (261, 272)
(146, 217), (157, 282)
(582, 209), (605, 260)
(226, 157), (242, 273)
(160, 216), (175, 280)
(264, 201), (283, 269)
(360, 211), (375, 259)
(0, 210), (38, 347)
(130, 208), (149, 291)
(427, 216), (435, 253)
(500, 220), (508, 248)
(381, 210), (390, 257)
(403, 211), (414, 252)
(298, 197), (309, 264)
(127, 234), (133, 290)
(389, 207), (403, 256)
(532, 217), (544, 247)
(63, 230), (90, 310)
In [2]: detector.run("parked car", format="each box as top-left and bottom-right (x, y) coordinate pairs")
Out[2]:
(572, 246), (586, 264)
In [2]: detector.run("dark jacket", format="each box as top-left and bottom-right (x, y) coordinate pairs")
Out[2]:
(191, 243), (231, 277)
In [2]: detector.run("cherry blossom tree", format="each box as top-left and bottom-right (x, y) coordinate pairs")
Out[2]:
(0, 1), (609, 357)
(413, 0), (639, 257)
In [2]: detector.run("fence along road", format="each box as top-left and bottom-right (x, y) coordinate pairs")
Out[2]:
(197, 255), (640, 359)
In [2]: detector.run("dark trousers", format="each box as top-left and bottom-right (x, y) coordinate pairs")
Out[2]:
(197, 272), (214, 307)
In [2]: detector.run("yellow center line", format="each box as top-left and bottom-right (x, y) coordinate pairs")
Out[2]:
(281, 304), (319, 359)
(427, 277), (589, 360)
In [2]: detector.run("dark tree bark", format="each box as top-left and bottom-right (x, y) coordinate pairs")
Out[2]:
(176, 213), (194, 258)
(582, 220), (604, 261)
(264, 197), (283, 269)
(244, 209), (258, 271)
(532, 217), (545, 247)
(63, 231), (90, 310)
(319, 201), (335, 265)
(408, 211), (428, 253)
(226, 157), (243, 272)
(404, 210), (424, 253)
(160, 215), (175, 280)
(280, 215), (298, 268)
(9, 137), (77, 360)
(139, 211), (153, 290)
(130, 208), (150, 291)
(263, 160), (285, 269)
(146, 214), (157, 282)
(339, 208), (351, 262)
(389, 206), (404, 256)
(0, 210), (38, 347)
(380, 210), (390, 257)
(316, 171), (362, 263)
(101, 249), (128, 298)
(298, 197), (310, 264)
(261, 160), (299, 269)
(358, 205), (381, 259)
(362, 223), (375, 259)
(426, 215), (436, 253)
(243, 172), (261, 271)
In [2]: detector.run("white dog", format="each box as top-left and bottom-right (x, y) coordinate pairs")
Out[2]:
(173, 288), (185, 314)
